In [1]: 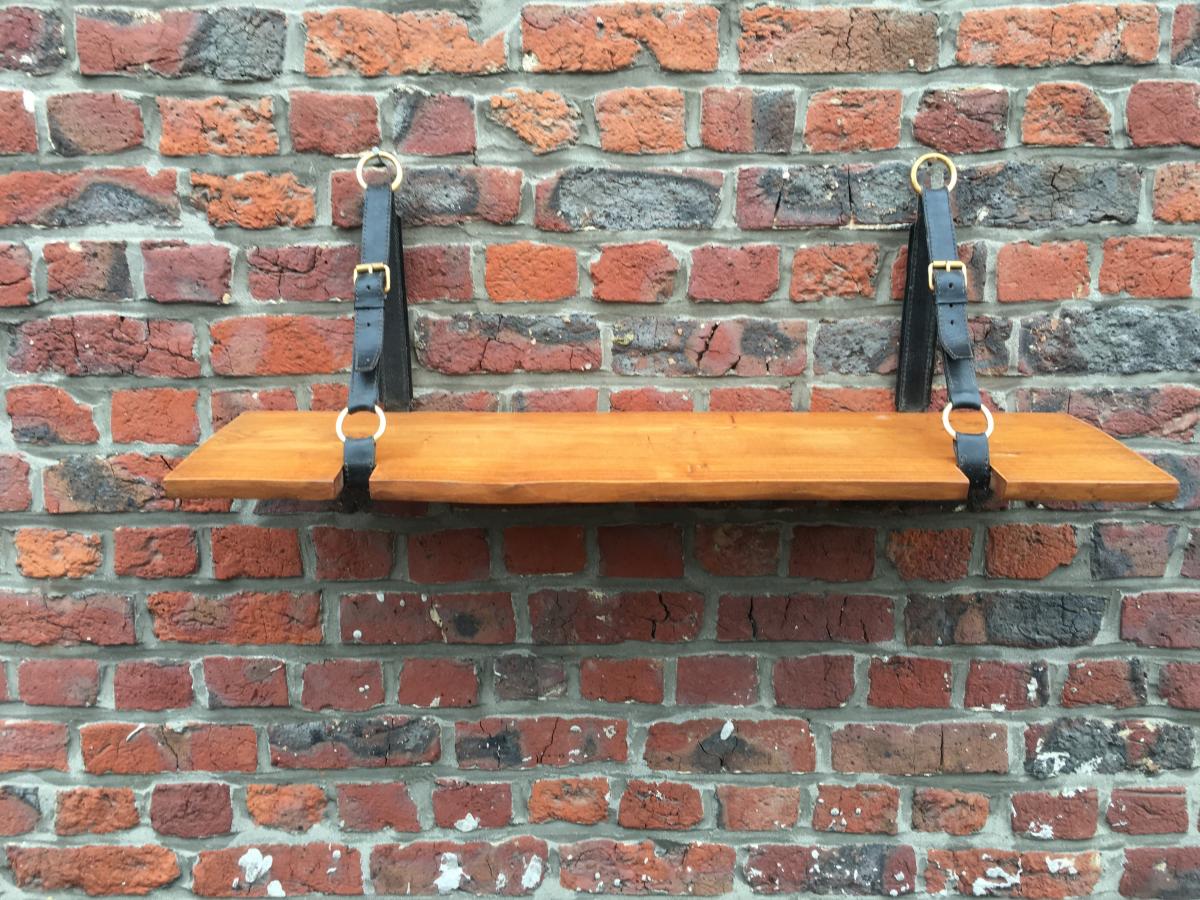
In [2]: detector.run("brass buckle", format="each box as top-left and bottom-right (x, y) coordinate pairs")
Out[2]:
(354, 262), (391, 294)
(928, 259), (966, 292)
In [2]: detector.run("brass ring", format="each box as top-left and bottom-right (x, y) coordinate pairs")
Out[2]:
(355, 149), (402, 192)
(910, 152), (958, 195)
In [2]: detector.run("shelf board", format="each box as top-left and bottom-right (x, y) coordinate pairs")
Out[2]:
(162, 411), (1178, 505)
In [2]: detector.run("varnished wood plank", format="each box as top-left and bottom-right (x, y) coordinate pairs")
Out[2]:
(162, 411), (1177, 505)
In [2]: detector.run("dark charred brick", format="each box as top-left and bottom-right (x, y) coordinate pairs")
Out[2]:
(814, 318), (897, 376)
(736, 166), (850, 229)
(1020, 306), (1200, 375)
(1121, 848), (1200, 898)
(536, 168), (722, 231)
(1025, 718), (1194, 779)
(415, 313), (601, 375)
(956, 161), (1140, 228)
(719, 593), (894, 643)
(611, 317), (806, 377)
(643, 719), (815, 774)
(392, 89), (475, 155)
(530, 590), (703, 644)
(906, 591), (1106, 648)
(848, 161), (917, 226)
(44, 241), (131, 301)
(268, 717), (441, 770)
(1175, 6), (1200, 66)
(42, 455), (177, 514)
(455, 717), (627, 770)
(744, 844), (916, 895)
(0, 786), (39, 836)
(700, 87), (795, 154)
(494, 655), (567, 701)
(1014, 386), (1200, 442)
(0, 6), (64, 73)
(0, 168), (179, 228)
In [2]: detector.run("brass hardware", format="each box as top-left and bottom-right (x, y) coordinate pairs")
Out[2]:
(910, 152), (958, 195)
(355, 148), (402, 191)
(354, 262), (391, 294)
(928, 259), (967, 292)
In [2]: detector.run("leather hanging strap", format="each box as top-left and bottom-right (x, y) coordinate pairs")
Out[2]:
(896, 169), (993, 507)
(341, 157), (412, 500)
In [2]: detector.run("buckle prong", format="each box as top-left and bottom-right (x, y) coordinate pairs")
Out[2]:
(354, 262), (391, 294)
(928, 259), (967, 292)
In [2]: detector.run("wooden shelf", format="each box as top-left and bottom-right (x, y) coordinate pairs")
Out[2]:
(162, 411), (1177, 505)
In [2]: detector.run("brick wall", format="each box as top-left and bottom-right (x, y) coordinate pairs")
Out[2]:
(1, 1), (1199, 896)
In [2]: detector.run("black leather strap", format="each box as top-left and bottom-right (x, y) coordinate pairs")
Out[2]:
(896, 181), (992, 506)
(343, 179), (412, 499)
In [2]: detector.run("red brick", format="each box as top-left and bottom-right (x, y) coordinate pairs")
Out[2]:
(996, 241), (1091, 302)
(408, 529), (490, 583)
(530, 589), (702, 644)
(590, 241), (678, 303)
(456, 717), (627, 769)
(432, 780), (512, 831)
(46, 92), (142, 155)
(7, 846), (180, 896)
(832, 723), (1008, 775)
(1106, 787), (1188, 835)
(1122, 592), (1200, 648)
(203, 657), (288, 709)
(302, 659), (383, 712)
(343, 592), (514, 645)
(700, 87), (795, 153)
(596, 86), (685, 154)
(1012, 788), (1098, 840)
(56, 787), (138, 836)
(81, 722), (257, 775)
(0, 721), (68, 772)
(715, 785), (800, 831)
(159, 96), (276, 156)
(489, 88), (580, 154)
(485, 242), (577, 302)
(312, 527), (394, 580)
(789, 525), (875, 581)
(868, 656), (952, 709)
(512, 388), (593, 412)
(912, 788), (989, 835)
(149, 590), (322, 645)
(890, 241), (986, 304)
(0, 89), (35, 153)
(1154, 162), (1200, 223)
(1100, 236), (1194, 299)
(494, 657), (564, 704)
(677, 655), (758, 706)
(0, 787), (38, 836)
(598, 524), (683, 578)
(805, 89), (900, 151)
(688, 245), (780, 303)
(1016, 385), (1200, 443)
(609, 387), (692, 412)
(115, 660), (193, 711)
(694, 523), (779, 577)
(529, 777), (609, 824)
(1128, 80), (1200, 147)
(965, 660), (1049, 711)
(986, 523), (1078, 578)
(914, 88), (1008, 154)
(886, 528), (972, 581)
(0, 242), (32, 307)
(1175, 5), (1200, 63)
(1023, 82), (1111, 146)
(718, 593), (893, 643)
(0, 6), (63, 74)
(774, 655), (855, 709)
(193, 843), (360, 897)
(619, 780), (703, 830)
(561, 840), (733, 895)
(957, 5), (1160, 66)
(0, 590), (133, 647)
(581, 658), (664, 704)
(337, 782), (420, 832)
(141, 240), (231, 305)
(645, 719), (814, 774)
(1122, 848), (1200, 898)
(246, 783), (326, 832)
(406, 245), (473, 303)
(11, 316), (197, 379)
(290, 91), (379, 154)
(149, 783), (232, 838)
(522, 4), (719, 73)
(1062, 658), (1146, 708)
(393, 89), (475, 156)
(927, 850), (1100, 898)
(114, 526), (198, 579)
(210, 315), (351, 376)
(304, 9), (505, 76)
(1160, 661), (1200, 709)
(18, 659), (100, 707)
(189, 171), (314, 229)
(6, 385), (98, 446)
(790, 243), (879, 301)
(370, 838), (547, 896)
(246, 244), (354, 302)
(740, 6), (937, 73)
(0, 167), (178, 228)
(111, 388), (198, 445)
(398, 659), (479, 708)
(15, 528), (101, 579)
(211, 525), (301, 580)
(813, 784), (899, 835)
(708, 387), (792, 411)
(503, 525), (586, 575)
